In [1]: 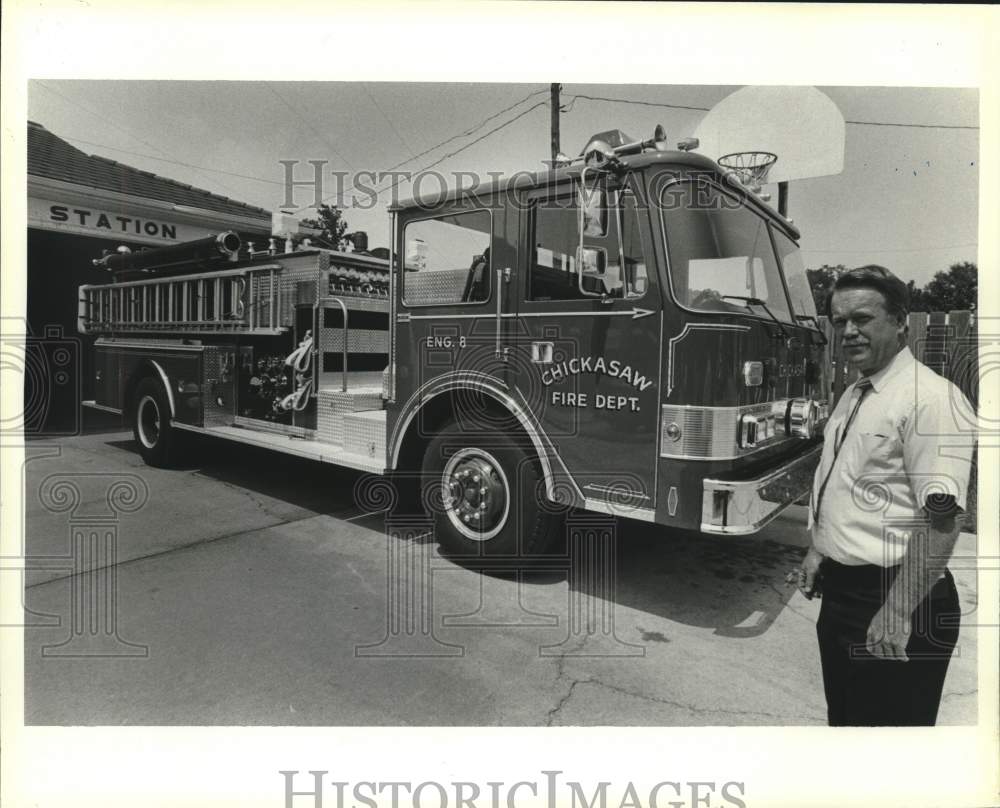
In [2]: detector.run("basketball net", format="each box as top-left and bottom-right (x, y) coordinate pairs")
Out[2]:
(718, 151), (777, 191)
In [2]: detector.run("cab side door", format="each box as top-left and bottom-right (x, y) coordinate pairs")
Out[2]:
(512, 178), (663, 517)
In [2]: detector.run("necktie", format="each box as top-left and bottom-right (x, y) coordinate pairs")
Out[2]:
(811, 377), (873, 525)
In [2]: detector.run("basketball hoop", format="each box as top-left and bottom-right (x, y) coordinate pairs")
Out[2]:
(718, 151), (777, 190)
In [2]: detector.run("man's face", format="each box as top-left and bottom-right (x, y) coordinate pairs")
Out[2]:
(830, 287), (905, 375)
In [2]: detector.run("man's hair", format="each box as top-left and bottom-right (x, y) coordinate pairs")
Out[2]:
(828, 264), (910, 323)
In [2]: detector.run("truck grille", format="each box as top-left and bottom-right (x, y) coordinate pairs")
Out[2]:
(660, 401), (797, 460)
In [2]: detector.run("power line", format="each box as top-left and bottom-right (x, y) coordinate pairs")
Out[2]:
(58, 136), (285, 186)
(845, 119), (978, 131)
(34, 80), (246, 197)
(35, 81), (182, 161)
(60, 88), (549, 198)
(568, 91), (979, 131)
(366, 88), (548, 177)
(369, 101), (549, 202)
(568, 93), (710, 112)
(802, 242), (978, 254)
(265, 85), (356, 171)
(291, 94), (550, 213)
(362, 83), (415, 154)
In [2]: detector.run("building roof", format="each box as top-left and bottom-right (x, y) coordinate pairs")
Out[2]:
(28, 120), (271, 223)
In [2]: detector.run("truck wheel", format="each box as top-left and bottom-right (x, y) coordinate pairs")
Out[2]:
(132, 376), (177, 467)
(421, 421), (563, 557)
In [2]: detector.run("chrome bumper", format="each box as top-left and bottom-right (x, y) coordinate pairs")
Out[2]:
(700, 443), (822, 535)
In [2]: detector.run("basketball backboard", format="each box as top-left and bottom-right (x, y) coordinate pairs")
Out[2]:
(692, 86), (845, 184)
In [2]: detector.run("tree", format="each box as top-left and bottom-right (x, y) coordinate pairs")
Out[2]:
(905, 279), (926, 313)
(920, 261), (977, 312)
(806, 264), (846, 316)
(299, 203), (348, 250)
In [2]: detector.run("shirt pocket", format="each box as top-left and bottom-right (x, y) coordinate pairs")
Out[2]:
(847, 431), (902, 477)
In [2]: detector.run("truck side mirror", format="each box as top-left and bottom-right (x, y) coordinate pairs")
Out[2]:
(575, 167), (612, 299)
(578, 185), (607, 237)
(577, 246), (605, 276)
(629, 263), (648, 296)
(576, 247), (608, 298)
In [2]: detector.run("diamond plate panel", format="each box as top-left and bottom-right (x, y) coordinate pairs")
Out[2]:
(343, 410), (387, 459)
(278, 256), (321, 325)
(319, 328), (389, 354)
(201, 345), (248, 427)
(321, 295), (390, 314)
(403, 269), (470, 306)
(316, 389), (383, 445)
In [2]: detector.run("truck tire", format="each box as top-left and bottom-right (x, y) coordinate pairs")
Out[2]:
(132, 376), (178, 467)
(421, 420), (563, 558)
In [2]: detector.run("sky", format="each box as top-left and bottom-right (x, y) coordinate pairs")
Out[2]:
(27, 81), (978, 287)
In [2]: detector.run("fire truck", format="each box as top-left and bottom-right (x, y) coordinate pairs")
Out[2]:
(78, 126), (830, 556)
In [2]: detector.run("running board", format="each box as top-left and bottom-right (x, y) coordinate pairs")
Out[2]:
(83, 400), (123, 415)
(172, 422), (384, 473)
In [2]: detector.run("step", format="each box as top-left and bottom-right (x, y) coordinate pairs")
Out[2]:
(343, 410), (387, 460)
(193, 424), (384, 473)
(316, 387), (383, 445)
(316, 370), (386, 392)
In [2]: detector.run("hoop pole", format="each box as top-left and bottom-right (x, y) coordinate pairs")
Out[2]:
(778, 181), (789, 217)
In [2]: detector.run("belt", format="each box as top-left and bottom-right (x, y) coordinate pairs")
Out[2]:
(821, 559), (950, 588)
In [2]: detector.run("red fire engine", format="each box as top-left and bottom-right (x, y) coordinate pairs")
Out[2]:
(79, 125), (830, 556)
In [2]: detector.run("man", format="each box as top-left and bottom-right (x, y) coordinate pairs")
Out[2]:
(798, 265), (976, 726)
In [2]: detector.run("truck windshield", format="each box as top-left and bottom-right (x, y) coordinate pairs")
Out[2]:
(772, 229), (818, 319)
(661, 178), (793, 322)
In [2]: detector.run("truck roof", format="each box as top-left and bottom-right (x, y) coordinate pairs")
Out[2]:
(391, 150), (800, 240)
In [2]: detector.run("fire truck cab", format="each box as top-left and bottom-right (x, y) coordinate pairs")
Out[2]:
(79, 125), (829, 557)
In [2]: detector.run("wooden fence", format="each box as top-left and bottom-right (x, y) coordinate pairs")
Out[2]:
(817, 310), (978, 407)
(816, 309), (979, 531)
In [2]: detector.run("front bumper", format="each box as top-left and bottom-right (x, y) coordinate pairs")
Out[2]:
(700, 443), (822, 535)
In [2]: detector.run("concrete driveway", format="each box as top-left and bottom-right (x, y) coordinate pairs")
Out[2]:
(20, 419), (979, 726)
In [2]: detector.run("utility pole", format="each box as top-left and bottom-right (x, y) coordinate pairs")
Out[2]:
(550, 83), (562, 166)
(778, 181), (789, 218)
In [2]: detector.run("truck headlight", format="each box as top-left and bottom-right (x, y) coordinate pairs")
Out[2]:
(786, 399), (817, 439)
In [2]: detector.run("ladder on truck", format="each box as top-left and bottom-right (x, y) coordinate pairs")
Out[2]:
(78, 264), (286, 335)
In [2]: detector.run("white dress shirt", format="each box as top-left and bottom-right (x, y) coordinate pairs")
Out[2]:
(809, 346), (976, 567)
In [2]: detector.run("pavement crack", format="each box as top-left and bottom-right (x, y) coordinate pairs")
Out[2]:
(581, 677), (800, 723)
(545, 675), (594, 726)
(193, 472), (294, 522)
(24, 512), (321, 589)
(544, 660), (821, 725)
(544, 634), (591, 726)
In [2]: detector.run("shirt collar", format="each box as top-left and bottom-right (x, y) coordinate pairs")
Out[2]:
(860, 345), (913, 393)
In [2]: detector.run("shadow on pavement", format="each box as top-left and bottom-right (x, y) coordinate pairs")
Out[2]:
(163, 433), (374, 517)
(94, 428), (810, 640)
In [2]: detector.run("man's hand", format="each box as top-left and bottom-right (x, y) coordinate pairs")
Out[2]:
(865, 601), (911, 661)
(797, 546), (825, 599)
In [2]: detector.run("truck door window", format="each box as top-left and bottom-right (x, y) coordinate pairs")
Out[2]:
(663, 180), (793, 321)
(402, 210), (492, 306)
(529, 189), (648, 301)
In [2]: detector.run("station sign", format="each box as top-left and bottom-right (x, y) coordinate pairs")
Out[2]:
(29, 195), (223, 245)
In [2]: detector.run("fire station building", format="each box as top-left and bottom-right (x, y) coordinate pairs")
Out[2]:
(26, 120), (272, 432)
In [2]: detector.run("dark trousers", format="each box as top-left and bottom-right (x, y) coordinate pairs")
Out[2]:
(816, 559), (961, 726)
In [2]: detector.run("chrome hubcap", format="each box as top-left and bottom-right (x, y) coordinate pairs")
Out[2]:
(137, 395), (160, 449)
(442, 449), (509, 541)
